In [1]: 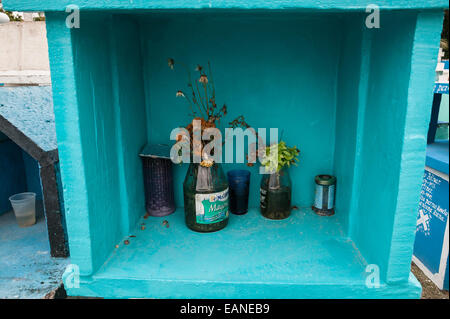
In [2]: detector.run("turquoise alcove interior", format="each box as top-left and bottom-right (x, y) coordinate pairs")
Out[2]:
(141, 12), (340, 211)
(48, 6), (439, 297)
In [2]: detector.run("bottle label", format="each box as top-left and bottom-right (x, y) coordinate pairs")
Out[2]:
(314, 185), (324, 209)
(327, 185), (335, 209)
(314, 184), (335, 210)
(195, 188), (229, 224)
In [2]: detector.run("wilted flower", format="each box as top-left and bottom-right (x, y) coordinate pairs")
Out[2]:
(200, 159), (214, 167)
(199, 74), (208, 84)
(168, 58), (174, 70)
(168, 59), (248, 150)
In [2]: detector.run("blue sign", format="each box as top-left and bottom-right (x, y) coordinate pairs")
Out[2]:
(413, 169), (449, 289)
(434, 83), (449, 94)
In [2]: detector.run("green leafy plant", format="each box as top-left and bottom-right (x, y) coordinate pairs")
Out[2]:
(226, 116), (301, 172)
(261, 141), (300, 173)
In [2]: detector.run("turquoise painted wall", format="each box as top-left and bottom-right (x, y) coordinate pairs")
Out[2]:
(22, 150), (43, 200)
(41, 12), (148, 274)
(0, 139), (27, 214)
(333, 14), (366, 234)
(352, 13), (417, 280)
(109, 15), (148, 236)
(0, 139), (43, 214)
(71, 15), (124, 271)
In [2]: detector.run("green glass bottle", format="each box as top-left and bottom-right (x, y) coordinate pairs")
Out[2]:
(183, 162), (229, 232)
(260, 167), (292, 220)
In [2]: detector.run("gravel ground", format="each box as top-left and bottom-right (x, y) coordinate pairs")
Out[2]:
(411, 262), (449, 299)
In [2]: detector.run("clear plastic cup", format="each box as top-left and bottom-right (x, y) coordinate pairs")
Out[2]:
(9, 192), (36, 227)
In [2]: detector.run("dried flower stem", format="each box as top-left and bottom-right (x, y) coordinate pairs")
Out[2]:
(208, 61), (215, 100)
(183, 95), (197, 117)
(204, 84), (209, 116)
(195, 80), (208, 115)
(178, 61), (207, 117)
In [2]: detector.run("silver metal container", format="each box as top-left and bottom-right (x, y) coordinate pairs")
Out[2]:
(312, 174), (336, 216)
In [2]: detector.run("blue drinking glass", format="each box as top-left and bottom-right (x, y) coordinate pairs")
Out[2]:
(227, 169), (251, 215)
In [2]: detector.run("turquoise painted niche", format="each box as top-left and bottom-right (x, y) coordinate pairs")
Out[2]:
(4, 0), (447, 298)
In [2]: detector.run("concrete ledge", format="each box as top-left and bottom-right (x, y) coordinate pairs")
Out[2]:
(65, 208), (421, 298)
(0, 70), (51, 85)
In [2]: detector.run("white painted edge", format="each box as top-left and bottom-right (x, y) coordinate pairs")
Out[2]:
(437, 212), (449, 289)
(0, 70), (51, 85)
(425, 166), (449, 182)
(412, 255), (447, 290)
(0, 70), (50, 75)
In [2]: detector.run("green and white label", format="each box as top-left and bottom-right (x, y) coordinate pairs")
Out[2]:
(195, 188), (229, 224)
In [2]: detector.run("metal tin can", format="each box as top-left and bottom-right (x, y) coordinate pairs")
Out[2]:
(312, 175), (336, 216)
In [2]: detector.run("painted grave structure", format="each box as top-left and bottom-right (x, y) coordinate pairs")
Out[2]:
(0, 86), (68, 257)
(4, 0), (448, 298)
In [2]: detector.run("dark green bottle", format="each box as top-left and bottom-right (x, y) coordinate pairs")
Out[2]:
(260, 167), (292, 220)
(183, 162), (229, 232)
